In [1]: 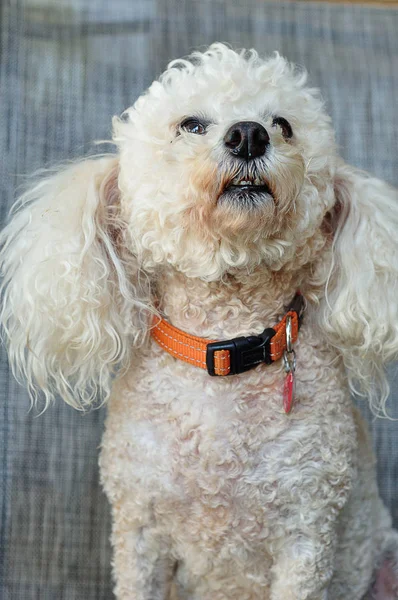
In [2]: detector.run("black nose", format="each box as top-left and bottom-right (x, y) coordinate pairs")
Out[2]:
(224, 121), (270, 160)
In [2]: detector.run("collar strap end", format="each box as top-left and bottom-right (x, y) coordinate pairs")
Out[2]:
(206, 328), (275, 376)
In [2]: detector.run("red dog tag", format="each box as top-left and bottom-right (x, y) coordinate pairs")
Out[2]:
(283, 371), (295, 414)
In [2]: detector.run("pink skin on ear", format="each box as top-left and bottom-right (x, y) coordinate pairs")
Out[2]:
(321, 198), (344, 239)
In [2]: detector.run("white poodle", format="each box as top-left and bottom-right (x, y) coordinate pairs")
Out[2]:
(1, 44), (398, 600)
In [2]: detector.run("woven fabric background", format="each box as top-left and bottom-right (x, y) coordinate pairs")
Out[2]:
(0, 1), (397, 598)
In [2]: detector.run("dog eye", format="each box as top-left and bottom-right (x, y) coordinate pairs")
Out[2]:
(180, 118), (207, 135)
(272, 116), (293, 140)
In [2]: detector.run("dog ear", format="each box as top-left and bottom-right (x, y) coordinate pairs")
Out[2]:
(0, 157), (152, 409)
(317, 162), (398, 414)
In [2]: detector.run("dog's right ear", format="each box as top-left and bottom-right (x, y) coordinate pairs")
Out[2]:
(0, 157), (152, 409)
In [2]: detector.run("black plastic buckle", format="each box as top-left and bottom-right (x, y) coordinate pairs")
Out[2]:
(206, 328), (276, 376)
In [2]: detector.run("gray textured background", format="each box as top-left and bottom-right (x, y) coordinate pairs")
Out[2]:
(1, 1), (397, 598)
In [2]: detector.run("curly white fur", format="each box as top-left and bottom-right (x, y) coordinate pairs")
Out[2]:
(0, 157), (152, 409)
(321, 164), (398, 415)
(1, 44), (398, 599)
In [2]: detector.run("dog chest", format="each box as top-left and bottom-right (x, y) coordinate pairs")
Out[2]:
(100, 353), (357, 558)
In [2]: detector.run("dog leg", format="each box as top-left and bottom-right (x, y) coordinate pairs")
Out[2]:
(270, 532), (335, 600)
(111, 501), (175, 600)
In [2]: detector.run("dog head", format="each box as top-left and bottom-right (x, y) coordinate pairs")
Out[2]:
(1, 43), (397, 413)
(115, 43), (336, 279)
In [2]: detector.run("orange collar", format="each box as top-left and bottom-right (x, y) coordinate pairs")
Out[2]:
(151, 293), (304, 376)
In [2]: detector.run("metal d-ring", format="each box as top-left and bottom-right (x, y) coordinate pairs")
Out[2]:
(283, 315), (296, 374)
(286, 315), (293, 353)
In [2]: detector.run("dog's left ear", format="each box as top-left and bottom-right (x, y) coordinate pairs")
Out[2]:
(317, 162), (398, 413)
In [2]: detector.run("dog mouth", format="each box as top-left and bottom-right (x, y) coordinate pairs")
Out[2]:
(218, 173), (274, 206)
